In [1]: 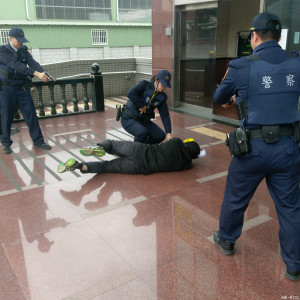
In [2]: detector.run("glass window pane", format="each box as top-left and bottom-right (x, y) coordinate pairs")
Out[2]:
(53, 0), (63, 6)
(65, 0), (73, 6)
(54, 7), (65, 19)
(46, 7), (55, 19)
(120, 0), (129, 9)
(36, 7), (42, 18)
(75, 8), (84, 20)
(74, 0), (81, 7)
(85, 0), (95, 8)
(132, 0), (138, 9)
(65, 7), (75, 19)
(36, 0), (111, 20)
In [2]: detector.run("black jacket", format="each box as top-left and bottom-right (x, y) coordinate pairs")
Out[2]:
(140, 138), (193, 174)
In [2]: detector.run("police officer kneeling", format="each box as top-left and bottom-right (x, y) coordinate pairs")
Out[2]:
(213, 12), (300, 281)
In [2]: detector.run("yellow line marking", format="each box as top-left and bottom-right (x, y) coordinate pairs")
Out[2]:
(191, 127), (226, 140)
(105, 99), (120, 108)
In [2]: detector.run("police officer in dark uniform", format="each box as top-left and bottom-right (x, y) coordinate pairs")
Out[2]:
(0, 27), (51, 154)
(213, 12), (300, 281)
(120, 70), (173, 144)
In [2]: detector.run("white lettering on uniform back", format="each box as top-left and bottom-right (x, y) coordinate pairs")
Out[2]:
(262, 76), (273, 88)
(286, 74), (295, 87)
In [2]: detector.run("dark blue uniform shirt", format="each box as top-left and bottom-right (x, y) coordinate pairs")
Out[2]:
(126, 80), (172, 134)
(213, 41), (289, 106)
(0, 44), (44, 79)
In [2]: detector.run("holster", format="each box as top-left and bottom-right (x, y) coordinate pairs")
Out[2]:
(236, 99), (248, 120)
(226, 127), (251, 157)
(116, 104), (124, 121)
(24, 76), (32, 90)
(145, 110), (155, 122)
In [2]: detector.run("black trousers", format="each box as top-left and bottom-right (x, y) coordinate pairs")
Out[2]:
(120, 110), (165, 144)
(84, 140), (144, 174)
(0, 85), (44, 146)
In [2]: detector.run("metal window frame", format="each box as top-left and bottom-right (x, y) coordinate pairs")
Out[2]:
(91, 29), (108, 45)
(0, 29), (10, 45)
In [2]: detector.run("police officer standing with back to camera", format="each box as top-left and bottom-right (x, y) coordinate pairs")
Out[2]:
(0, 27), (51, 154)
(213, 12), (300, 281)
(118, 69), (173, 144)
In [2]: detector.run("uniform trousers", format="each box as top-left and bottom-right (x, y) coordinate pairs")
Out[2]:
(121, 111), (165, 144)
(0, 84), (44, 146)
(219, 135), (300, 271)
(84, 140), (144, 174)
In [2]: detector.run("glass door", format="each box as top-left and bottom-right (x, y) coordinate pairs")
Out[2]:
(175, 3), (218, 109)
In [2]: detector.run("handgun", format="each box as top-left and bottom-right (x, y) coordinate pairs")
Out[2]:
(44, 72), (56, 82)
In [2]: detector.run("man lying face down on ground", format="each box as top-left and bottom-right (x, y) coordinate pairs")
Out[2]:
(57, 138), (204, 175)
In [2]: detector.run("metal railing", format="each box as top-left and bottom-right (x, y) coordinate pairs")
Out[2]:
(0, 63), (104, 135)
(27, 77), (94, 118)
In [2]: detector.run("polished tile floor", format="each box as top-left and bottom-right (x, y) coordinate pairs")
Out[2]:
(0, 97), (299, 299)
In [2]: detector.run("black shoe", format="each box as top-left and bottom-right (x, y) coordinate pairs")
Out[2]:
(3, 146), (12, 154)
(213, 231), (235, 255)
(34, 143), (51, 150)
(286, 270), (300, 281)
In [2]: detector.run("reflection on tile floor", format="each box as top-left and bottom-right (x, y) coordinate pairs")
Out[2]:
(0, 97), (299, 299)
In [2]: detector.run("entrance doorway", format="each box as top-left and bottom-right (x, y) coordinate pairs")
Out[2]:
(174, 2), (218, 110)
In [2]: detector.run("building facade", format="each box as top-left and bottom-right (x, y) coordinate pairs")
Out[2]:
(0, 0), (152, 64)
(152, 0), (299, 121)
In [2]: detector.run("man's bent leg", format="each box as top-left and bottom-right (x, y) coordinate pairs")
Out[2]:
(98, 139), (143, 159)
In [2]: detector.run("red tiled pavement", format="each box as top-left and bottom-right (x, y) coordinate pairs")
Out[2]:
(0, 97), (299, 299)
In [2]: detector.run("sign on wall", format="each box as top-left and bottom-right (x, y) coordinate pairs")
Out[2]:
(279, 29), (288, 50)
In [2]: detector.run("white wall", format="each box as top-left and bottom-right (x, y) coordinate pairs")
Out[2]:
(31, 46), (152, 64)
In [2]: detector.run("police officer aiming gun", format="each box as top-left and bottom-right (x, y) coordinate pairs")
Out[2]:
(213, 12), (300, 282)
(0, 27), (51, 154)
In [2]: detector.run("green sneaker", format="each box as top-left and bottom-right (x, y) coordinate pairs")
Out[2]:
(57, 158), (79, 173)
(79, 145), (105, 157)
